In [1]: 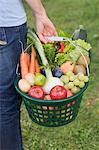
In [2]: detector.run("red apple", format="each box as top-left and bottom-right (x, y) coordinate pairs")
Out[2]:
(50, 85), (67, 100)
(28, 86), (44, 99)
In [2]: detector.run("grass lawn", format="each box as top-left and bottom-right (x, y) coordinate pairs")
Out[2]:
(21, 0), (99, 149)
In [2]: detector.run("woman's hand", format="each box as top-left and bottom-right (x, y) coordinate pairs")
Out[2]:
(25, 0), (57, 43)
(35, 14), (57, 43)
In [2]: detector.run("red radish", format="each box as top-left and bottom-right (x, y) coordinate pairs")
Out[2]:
(66, 90), (73, 107)
(49, 107), (54, 110)
(44, 95), (53, 110)
(28, 86), (44, 99)
(72, 101), (75, 105)
(44, 95), (51, 100)
(67, 90), (73, 97)
(67, 103), (71, 107)
(50, 85), (67, 100)
(67, 101), (75, 107)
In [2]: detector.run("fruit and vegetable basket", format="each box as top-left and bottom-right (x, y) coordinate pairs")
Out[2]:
(14, 26), (91, 127)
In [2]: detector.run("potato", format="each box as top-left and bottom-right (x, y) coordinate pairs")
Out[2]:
(60, 61), (74, 74)
(73, 65), (86, 75)
(25, 73), (35, 86)
(77, 55), (90, 67)
(18, 79), (31, 93)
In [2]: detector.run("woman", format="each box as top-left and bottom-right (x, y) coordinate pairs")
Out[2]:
(0, 0), (57, 149)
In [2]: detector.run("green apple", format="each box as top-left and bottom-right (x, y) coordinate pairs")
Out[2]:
(34, 73), (46, 86)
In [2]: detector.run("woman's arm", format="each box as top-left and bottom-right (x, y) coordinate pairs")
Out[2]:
(25, 0), (57, 43)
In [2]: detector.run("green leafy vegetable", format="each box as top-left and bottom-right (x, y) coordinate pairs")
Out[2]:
(55, 53), (70, 66)
(58, 29), (71, 38)
(68, 49), (80, 63)
(64, 43), (75, 53)
(43, 43), (57, 69)
(75, 39), (92, 51)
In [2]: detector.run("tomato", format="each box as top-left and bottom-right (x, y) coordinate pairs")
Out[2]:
(50, 85), (67, 100)
(59, 42), (65, 53)
(28, 86), (44, 99)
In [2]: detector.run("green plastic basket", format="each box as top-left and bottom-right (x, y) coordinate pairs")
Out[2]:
(14, 75), (89, 127)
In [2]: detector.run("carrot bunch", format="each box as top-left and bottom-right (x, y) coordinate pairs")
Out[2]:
(20, 46), (40, 79)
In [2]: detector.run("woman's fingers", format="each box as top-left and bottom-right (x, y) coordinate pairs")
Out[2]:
(37, 32), (50, 44)
(35, 15), (57, 43)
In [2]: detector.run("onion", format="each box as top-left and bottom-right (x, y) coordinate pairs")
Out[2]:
(43, 76), (63, 94)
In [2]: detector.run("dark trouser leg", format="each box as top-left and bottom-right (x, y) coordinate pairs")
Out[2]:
(0, 23), (26, 150)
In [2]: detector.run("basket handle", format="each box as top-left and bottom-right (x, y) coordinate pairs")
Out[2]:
(24, 43), (33, 53)
(16, 63), (20, 75)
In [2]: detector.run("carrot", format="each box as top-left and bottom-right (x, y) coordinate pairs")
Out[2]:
(25, 52), (30, 68)
(20, 51), (29, 78)
(35, 59), (40, 73)
(29, 47), (36, 74)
